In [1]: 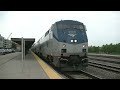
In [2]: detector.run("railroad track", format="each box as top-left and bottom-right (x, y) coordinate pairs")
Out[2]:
(88, 62), (120, 73)
(88, 55), (120, 73)
(88, 54), (120, 59)
(88, 57), (120, 64)
(62, 56), (120, 79)
(61, 70), (102, 79)
(40, 57), (102, 79)
(38, 54), (120, 79)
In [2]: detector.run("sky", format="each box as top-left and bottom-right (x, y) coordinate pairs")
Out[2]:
(0, 11), (120, 46)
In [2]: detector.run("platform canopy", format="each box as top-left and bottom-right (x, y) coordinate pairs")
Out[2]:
(11, 38), (35, 54)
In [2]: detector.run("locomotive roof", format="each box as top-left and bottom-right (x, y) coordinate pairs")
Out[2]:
(55, 20), (83, 25)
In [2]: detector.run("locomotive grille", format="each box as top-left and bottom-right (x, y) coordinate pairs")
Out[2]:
(82, 49), (86, 52)
(61, 49), (67, 53)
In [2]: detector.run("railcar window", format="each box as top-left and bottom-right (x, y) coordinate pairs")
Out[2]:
(39, 46), (41, 50)
(45, 30), (49, 36)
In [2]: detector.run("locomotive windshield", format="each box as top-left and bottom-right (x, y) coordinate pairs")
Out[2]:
(53, 21), (88, 44)
(57, 24), (84, 31)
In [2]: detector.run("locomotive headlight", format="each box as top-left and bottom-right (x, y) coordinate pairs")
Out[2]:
(74, 40), (77, 42)
(71, 40), (73, 42)
(63, 44), (66, 48)
(83, 45), (85, 47)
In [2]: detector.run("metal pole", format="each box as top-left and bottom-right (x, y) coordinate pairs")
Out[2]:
(22, 37), (23, 61)
(24, 39), (25, 60)
(21, 37), (24, 73)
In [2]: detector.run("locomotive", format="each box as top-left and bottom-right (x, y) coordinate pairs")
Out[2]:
(31, 20), (88, 69)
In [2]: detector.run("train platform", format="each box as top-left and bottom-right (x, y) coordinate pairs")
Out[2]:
(0, 51), (63, 79)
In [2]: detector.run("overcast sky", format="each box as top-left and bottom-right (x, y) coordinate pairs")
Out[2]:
(0, 11), (120, 46)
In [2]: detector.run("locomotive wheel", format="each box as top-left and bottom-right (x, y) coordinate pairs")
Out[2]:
(50, 56), (53, 62)
(46, 56), (50, 62)
(47, 55), (53, 63)
(82, 59), (88, 67)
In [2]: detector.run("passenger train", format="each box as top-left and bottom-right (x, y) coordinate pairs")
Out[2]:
(31, 20), (88, 69)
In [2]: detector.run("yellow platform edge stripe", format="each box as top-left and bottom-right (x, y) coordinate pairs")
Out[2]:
(31, 51), (63, 79)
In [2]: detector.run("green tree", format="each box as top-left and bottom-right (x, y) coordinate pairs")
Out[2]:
(88, 43), (120, 55)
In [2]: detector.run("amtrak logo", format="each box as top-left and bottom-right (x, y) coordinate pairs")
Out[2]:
(68, 34), (76, 37)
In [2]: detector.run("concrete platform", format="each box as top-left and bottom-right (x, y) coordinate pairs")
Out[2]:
(0, 51), (63, 79)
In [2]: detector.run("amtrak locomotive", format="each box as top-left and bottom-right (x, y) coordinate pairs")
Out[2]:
(31, 20), (88, 68)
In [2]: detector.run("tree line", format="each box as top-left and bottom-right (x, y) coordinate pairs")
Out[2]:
(88, 43), (120, 55)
